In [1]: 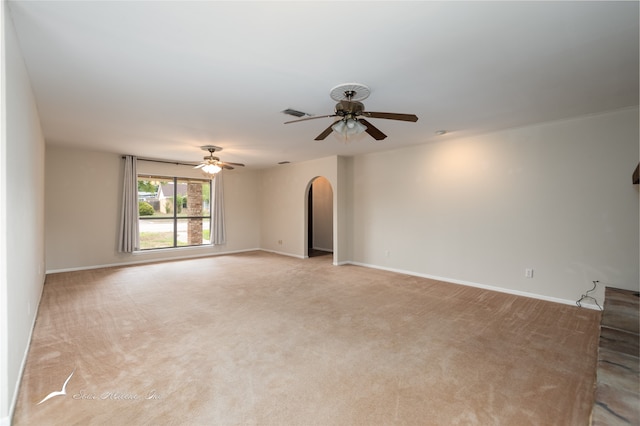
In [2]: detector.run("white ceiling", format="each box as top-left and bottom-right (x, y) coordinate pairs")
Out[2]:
(7, 1), (639, 169)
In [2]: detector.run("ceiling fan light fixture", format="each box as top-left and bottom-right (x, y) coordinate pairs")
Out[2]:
(201, 163), (222, 177)
(350, 119), (367, 135)
(194, 145), (244, 177)
(332, 118), (366, 138)
(285, 83), (417, 141)
(331, 120), (346, 134)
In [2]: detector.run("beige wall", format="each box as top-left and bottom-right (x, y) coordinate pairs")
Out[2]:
(349, 107), (639, 304)
(311, 176), (333, 252)
(2, 6), (46, 421)
(45, 147), (261, 271)
(46, 151), (347, 269)
(259, 156), (341, 261)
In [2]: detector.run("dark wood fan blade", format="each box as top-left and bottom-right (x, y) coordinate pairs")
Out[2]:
(359, 119), (387, 140)
(285, 114), (337, 124)
(314, 123), (336, 140)
(221, 164), (234, 170)
(223, 162), (245, 167)
(362, 111), (418, 122)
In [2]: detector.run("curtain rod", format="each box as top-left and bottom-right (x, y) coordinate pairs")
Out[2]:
(122, 156), (199, 167)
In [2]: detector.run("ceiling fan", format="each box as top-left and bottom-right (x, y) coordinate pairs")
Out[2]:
(194, 145), (244, 176)
(284, 83), (418, 141)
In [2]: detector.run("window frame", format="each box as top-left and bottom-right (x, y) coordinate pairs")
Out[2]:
(137, 174), (212, 250)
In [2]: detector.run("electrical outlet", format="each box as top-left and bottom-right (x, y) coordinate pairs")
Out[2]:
(278, 240), (282, 245)
(525, 268), (534, 278)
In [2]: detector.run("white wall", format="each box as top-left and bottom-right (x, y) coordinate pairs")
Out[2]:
(45, 146), (261, 271)
(1, 5), (46, 422)
(349, 107), (639, 305)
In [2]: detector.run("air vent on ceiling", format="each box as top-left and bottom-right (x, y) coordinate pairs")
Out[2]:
(281, 108), (309, 118)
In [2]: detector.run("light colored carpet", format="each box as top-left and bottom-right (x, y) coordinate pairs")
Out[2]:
(13, 251), (601, 425)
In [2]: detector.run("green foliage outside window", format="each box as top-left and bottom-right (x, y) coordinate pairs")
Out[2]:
(202, 185), (210, 204)
(138, 180), (158, 194)
(139, 201), (154, 216)
(177, 195), (187, 210)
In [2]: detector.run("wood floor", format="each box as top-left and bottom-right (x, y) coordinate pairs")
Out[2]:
(591, 287), (640, 425)
(13, 251), (602, 425)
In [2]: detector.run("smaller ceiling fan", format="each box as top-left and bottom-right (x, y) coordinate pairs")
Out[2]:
(284, 83), (418, 141)
(194, 146), (244, 176)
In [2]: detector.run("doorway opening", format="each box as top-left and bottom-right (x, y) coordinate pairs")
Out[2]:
(307, 176), (333, 258)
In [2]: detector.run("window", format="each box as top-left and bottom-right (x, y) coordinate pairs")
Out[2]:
(137, 175), (212, 250)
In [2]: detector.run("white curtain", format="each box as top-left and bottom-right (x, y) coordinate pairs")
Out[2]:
(212, 170), (226, 245)
(118, 155), (139, 252)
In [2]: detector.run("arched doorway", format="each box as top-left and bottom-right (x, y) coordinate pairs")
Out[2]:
(307, 176), (333, 258)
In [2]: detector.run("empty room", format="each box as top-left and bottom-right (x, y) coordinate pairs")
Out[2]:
(2, 1), (639, 425)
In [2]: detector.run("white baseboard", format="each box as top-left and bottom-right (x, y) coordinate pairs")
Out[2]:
(45, 248), (262, 274)
(260, 249), (306, 259)
(44, 251), (600, 311)
(346, 261), (599, 310)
